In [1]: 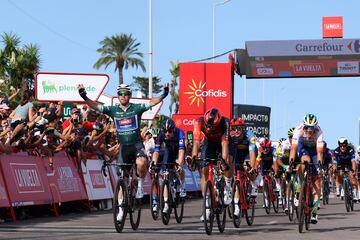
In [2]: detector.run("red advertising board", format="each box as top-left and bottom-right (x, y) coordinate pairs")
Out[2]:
(0, 154), (53, 207)
(172, 114), (202, 133)
(44, 153), (88, 203)
(323, 16), (343, 38)
(179, 63), (206, 115)
(0, 167), (10, 208)
(179, 63), (233, 119)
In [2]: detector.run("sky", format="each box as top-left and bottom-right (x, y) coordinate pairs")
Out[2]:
(1, 0), (360, 148)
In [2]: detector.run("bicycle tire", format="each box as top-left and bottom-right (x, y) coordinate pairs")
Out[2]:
(281, 177), (287, 211)
(263, 181), (271, 214)
(216, 185), (226, 233)
(174, 179), (185, 223)
(129, 179), (141, 230)
(245, 183), (255, 226)
(160, 179), (171, 225)
(113, 179), (128, 233)
(344, 180), (350, 212)
(287, 180), (295, 222)
(305, 181), (312, 231)
(298, 182), (306, 233)
(232, 181), (241, 228)
(150, 178), (160, 220)
(203, 180), (214, 235)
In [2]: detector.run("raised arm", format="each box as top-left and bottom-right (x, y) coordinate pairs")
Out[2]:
(77, 84), (101, 111)
(149, 83), (169, 107)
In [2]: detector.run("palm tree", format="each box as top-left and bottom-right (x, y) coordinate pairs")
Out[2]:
(132, 76), (162, 98)
(93, 33), (146, 85)
(0, 32), (40, 95)
(169, 61), (180, 115)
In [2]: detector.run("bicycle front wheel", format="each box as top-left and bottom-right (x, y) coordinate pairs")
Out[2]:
(298, 183), (306, 233)
(232, 180), (241, 228)
(160, 179), (171, 225)
(263, 181), (271, 214)
(216, 185), (227, 233)
(150, 178), (160, 220)
(129, 179), (142, 230)
(287, 180), (295, 222)
(174, 180), (185, 223)
(245, 182), (255, 226)
(203, 181), (214, 235)
(113, 179), (128, 233)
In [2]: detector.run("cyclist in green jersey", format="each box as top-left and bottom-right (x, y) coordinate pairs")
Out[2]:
(77, 83), (168, 202)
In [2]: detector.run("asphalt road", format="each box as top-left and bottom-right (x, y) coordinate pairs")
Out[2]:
(0, 193), (359, 240)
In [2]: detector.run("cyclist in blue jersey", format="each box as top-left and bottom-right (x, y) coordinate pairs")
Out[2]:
(151, 118), (186, 213)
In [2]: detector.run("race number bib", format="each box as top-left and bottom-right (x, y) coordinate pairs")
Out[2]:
(114, 116), (138, 133)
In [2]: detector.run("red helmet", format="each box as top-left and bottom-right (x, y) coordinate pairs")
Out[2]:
(230, 117), (245, 127)
(260, 138), (272, 149)
(204, 108), (221, 128)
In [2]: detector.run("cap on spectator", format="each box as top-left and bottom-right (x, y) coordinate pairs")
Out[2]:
(72, 108), (81, 114)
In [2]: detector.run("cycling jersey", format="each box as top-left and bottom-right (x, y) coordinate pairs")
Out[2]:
(99, 103), (149, 145)
(256, 146), (277, 173)
(155, 128), (185, 152)
(292, 123), (324, 148)
(333, 146), (355, 170)
(323, 148), (333, 166)
(193, 117), (229, 143)
(229, 129), (256, 165)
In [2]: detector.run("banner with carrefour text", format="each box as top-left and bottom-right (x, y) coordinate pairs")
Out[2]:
(35, 72), (109, 102)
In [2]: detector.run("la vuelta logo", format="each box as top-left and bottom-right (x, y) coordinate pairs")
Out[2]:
(184, 79), (227, 107)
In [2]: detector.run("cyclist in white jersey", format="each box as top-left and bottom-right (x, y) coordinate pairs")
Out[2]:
(290, 114), (324, 224)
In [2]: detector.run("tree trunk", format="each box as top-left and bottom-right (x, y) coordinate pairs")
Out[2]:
(118, 67), (123, 85)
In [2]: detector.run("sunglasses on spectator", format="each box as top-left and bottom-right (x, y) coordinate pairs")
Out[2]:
(232, 126), (244, 131)
(118, 91), (131, 96)
(303, 125), (315, 131)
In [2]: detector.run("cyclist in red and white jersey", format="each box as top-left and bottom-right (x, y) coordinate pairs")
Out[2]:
(290, 114), (324, 224)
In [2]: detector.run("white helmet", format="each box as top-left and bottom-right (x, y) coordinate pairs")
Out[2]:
(117, 84), (131, 93)
(356, 146), (360, 153)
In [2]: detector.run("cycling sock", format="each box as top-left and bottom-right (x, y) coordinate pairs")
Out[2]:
(234, 197), (239, 204)
(138, 177), (144, 188)
(225, 177), (232, 189)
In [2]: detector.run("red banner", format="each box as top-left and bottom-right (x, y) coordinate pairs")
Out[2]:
(179, 63), (206, 115)
(172, 114), (202, 134)
(0, 167), (10, 208)
(0, 153), (53, 207)
(179, 63), (233, 119)
(44, 153), (88, 203)
(323, 16), (343, 38)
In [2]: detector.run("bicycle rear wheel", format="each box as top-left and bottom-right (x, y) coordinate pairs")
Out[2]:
(245, 183), (255, 226)
(216, 186), (227, 233)
(150, 178), (160, 220)
(174, 180), (185, 223)
(203, 181), (214, 235)
(129, 179), (142, 230)
(232, 181), (241, 228)
(113, 179), (128, 233)
(263, 181), (271, 214)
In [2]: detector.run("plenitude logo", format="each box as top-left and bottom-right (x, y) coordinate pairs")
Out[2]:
(184, 79), (227, 107)
(41, 80), (96, 95)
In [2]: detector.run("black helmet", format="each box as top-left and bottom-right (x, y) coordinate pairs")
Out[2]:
(161, 119), (175, 132)
(338, 137), (348, 146)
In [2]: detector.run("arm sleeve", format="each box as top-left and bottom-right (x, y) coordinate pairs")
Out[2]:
(247, 131), (256, 152)
(154, 132), (164, 153)
(178, 129), (185, 150)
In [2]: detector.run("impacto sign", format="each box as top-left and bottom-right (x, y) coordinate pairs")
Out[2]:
(35, 72), (109, 102)
(179, 63), (233, 119)
(323, 16), (343, 39)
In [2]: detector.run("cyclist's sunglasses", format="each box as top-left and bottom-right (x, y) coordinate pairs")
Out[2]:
(303, 125), (315, 131)
(339, 144), (347, 148)
(232, 126), (244, 131)
(117, 91), (131, 96)
(164, 129), (173, 134)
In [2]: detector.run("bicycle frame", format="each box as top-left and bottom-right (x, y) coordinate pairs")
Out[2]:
(235, 166), (250, 210)
(263, 171), (276, 202)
